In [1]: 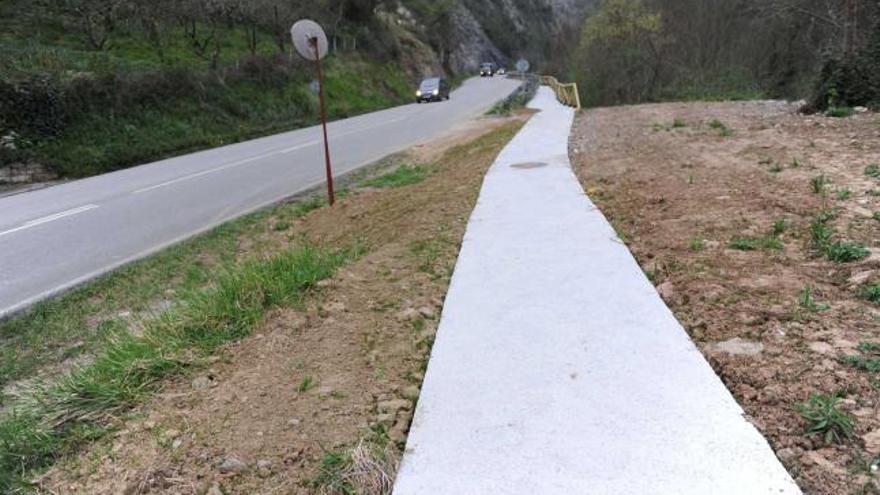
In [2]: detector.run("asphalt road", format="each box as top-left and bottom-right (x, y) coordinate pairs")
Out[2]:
(0, 76), (521, 317)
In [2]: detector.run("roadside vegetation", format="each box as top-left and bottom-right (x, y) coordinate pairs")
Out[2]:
(0, 117), (527, 492)
(488, 74), (539, 116)
(0, 242), (353, 492)
(0, 0), (435, 181)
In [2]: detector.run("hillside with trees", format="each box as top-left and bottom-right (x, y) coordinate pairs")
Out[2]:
(571, 0), (880, 110)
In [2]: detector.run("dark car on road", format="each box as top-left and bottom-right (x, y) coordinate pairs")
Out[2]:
(480, 63), (497, 77)
(416, 77), (450, 103)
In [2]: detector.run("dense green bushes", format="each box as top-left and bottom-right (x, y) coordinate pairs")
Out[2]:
(808, 22), (880, 112)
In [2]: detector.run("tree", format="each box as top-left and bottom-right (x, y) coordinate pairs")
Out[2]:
(56, 0), (130, 50)
(576, 0), (664, 105)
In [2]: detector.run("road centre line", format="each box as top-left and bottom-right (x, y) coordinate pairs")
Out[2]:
(0, 204), (100, 239)
(132, 151), (280, 194)
(136, 114), (414, 194)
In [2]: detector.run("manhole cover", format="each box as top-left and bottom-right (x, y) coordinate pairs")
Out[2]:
(510, 162), (548, 170)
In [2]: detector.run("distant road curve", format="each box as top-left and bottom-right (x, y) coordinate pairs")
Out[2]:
(0, 77), (522, 317)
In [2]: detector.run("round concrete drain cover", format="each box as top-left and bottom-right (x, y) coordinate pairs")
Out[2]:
(510, 162), (548, 170)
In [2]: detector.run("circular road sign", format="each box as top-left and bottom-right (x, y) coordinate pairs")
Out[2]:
(516, 58), (530, 73)
(291, 19), (328, 61)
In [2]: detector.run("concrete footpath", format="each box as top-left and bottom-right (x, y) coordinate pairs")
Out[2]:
(392, 88), (801, 494)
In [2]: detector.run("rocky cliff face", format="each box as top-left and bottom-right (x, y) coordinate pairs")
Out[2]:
(454, 0), (595, 70)
(389, 0), (595, 75)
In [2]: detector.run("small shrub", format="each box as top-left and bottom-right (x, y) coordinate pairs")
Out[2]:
(730, 236), (783, 252)
(772, 219), (787, 236)
(672, 117), (687, 128)
(836, 188), (853, 200)
(730, 238), (760, 251)
(689, 237), (706, 252)
(811, 175), (829, 195)
(842, 342), (880, 373)
(796, 394), (854, 444)
(298, 375), (316, 392)
(827, 106), (855, 118)
(874, 212), (880, 221)
(720, 127), (735, 137)
(810, 217), (833, 250)
(825, 242), (870, 263)
(866, 164), (880, 179)
(708, 118), (725, 129)
(859, 284), (880, 304)
(798, 284), (830, 312)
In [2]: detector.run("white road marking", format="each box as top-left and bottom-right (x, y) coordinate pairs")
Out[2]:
(133, 151), (278, 194)
(0, 204), (100, 238)
(134, 114), (414, 193)
(280, 140), (320, 154)
(281, 115), (410, 154)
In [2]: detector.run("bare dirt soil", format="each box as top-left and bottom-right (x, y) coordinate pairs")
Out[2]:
(570, 102), (880, 494)
(38, 115), (526, 495)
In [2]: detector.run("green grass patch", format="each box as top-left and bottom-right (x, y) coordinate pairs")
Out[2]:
(842, 342), (880, 373)
(866, 164), (880, 180)
(707, 118), (725, 130)
(298, 375), (316, 393)
(729, 236), (783, 252)
(809, 210), (869, 263)
(689, 237), (706, 252)
(311, 433), (397, 494)
(672, 117), (688, 128)
(811, 175), (829, 195)
(488, 76), (539, 116)
(836, 188), (853, 200)
(0, 245), (352, 491)
(772, 219), (787, 236)
(825, 242), (870, 263)
(292, 195), (327, 218)
(798, 284), (830, 313)
(796, 394), (855, 444)
(859, 284), (880, 304)
(827, 106), (855, 118)
(363, 165), (428, 189)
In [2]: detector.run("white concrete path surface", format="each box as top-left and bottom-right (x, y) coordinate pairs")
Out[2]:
(392, 88), (801, 494)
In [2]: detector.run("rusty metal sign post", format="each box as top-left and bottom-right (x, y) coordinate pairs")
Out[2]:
(292, 20), (335, 206)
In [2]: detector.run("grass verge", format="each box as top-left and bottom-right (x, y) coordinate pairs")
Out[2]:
(362, 165), (429, 189)
(0, 245), (353, 492)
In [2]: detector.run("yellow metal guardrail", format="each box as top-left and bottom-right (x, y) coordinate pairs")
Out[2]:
(541, 75), (581, 110)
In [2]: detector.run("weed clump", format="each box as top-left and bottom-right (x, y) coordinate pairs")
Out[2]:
(796, 394), (854, 444)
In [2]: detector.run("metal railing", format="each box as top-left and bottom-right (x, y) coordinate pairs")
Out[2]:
(540, 76), (581, 110)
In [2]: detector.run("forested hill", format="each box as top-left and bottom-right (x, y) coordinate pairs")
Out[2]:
(0, 0), (592, 182)
(569, 0), (880, 110)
